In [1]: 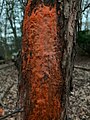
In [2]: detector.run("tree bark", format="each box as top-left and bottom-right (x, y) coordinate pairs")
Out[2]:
(20, 0), (81, 119)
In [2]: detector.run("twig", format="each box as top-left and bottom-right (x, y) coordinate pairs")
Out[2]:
(0, 0), (4, 16)
(0, 83), (15, 110)
(0, 63), (14, 70)
(0, 83), (14, 101)
(0, 108), (24, 120)
(82, 3), (90, 12)
(74, 65), (90, 71)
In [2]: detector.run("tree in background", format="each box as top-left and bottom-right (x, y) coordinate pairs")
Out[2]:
(78, 0), (90, 31)
(77, 0), (90, 54)
(20, 0), (82, 119)
(0, 0), (24, 59)
(0, 0), (89, 59)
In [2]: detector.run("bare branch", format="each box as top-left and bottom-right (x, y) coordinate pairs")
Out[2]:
(0, 108), (24, 120)
(74, 65), (90, 71)
(0, 63), (14, 70)
(0, 83), (14, 110)
(82, 3), (90, 12)
(0, 0), (4, 16)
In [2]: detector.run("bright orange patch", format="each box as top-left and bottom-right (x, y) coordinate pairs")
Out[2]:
(21, 2), (63, 120)
(0, 108), (4, 116)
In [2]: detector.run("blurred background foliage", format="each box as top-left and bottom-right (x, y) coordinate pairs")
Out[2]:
(0, 0), (25, 60)
(78, 30), (90, 54)
(0, 0), (90, 60)
(77, 0), (90, 55)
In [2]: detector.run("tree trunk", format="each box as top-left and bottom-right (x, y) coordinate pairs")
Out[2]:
(20, 0), (81, 119)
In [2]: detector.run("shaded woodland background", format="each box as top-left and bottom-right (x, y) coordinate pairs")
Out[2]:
(0, 0), (90, 120)
(0, 0), (90, 59)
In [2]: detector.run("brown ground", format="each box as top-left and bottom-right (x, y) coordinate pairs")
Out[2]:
(68, 53), (90, 120)
(0, 53), (90, 120)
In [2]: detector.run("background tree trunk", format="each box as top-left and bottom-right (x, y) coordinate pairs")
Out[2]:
(20, 0), (81, 119)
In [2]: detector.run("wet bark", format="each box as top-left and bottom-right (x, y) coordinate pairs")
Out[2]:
(20, 0), (81, 120)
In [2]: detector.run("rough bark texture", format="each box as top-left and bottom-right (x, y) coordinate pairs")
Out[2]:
(20, 0), (81, 120)
(62, 0), (82, 119)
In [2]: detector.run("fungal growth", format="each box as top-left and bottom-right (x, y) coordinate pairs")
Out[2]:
(21, 0), (64, 119)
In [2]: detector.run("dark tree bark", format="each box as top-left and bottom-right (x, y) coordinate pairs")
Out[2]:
(19, 0), (82, 119)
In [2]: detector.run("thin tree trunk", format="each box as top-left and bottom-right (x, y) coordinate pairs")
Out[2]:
(20, 0), (81, 119)
(62, 0), (81, 119)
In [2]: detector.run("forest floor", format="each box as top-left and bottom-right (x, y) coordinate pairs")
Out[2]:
(0, 54), (90, 120)
(68, 54), (90, 120)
